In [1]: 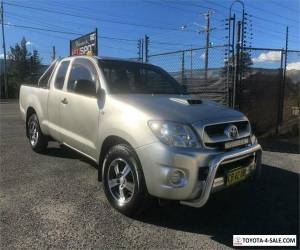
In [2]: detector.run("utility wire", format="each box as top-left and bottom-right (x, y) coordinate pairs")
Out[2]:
(5, 21), (204, 48)
(7, 23), (137, 53)
(3, 1), (188, 32)
(203, 0), (299, 29)
(145, 0), (199, 14)
(245, 2), (299, 24)
(170, 0), (218, 12)
(147, 1), (299, 40)
(150, 40), (199, 47)
(35, 0), (180, 28)
(272, 1), (299, 14)
(5, 1), (299, 51)
(3, 23), (138, 42)
(146, 1), (225, 22)
(7, 0), (298, 35)
(6, 10), (145, 45)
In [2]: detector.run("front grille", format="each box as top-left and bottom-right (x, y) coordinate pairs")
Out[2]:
(203, 121), (251, 149)
(205, 121), (248, 136)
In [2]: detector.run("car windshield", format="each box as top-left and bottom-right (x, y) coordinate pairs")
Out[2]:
(98, 59), (185, 94)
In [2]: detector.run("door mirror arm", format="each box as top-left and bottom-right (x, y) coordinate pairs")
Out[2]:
(97, 88), (106, 99)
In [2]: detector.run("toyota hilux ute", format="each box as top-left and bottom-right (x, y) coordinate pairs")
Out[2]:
(19, 56), (262, 216)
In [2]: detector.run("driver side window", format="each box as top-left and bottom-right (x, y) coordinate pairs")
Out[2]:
(67, 59), (98, 97)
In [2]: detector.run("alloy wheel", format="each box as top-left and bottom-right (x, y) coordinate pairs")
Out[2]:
(29, 119), (39, 146)
(107, 158), (135, 205)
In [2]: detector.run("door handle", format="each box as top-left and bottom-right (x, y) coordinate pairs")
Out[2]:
(61, 98), (68, 104)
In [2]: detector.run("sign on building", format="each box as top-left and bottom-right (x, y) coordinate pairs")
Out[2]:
(70, 29), (98, 56)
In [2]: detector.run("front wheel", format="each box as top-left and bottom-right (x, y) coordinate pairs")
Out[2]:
(27, 113), (48, 152)
(102, 144), (152, 217)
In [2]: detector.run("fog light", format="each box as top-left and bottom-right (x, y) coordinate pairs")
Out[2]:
(169, 170), (185, 186)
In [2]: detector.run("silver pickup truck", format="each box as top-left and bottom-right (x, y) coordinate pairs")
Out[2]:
(20, 56), (262, 216)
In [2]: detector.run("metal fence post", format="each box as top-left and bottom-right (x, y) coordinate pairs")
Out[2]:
(276, 28), (289, 133)
(190, 49), (193, 84)
(276, 49), (285, 134)
(236, 21), (242, 109)
(145, 35), (149, 63)
(281, 27), (289, 123)
(181, 51), (185, 84)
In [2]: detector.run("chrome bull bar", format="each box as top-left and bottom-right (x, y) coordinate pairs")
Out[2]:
(181, 144), (262, 208)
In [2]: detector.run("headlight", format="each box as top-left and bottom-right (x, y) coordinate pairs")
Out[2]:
(148, 121), (201, 148)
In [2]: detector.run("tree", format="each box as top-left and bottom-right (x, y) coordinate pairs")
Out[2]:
(6, 37), (42, 97)
(9, 37), (29, 79)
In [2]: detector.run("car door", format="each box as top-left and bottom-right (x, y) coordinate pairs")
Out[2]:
(60, 57), (101, 160)
(47, 59), (71, 142)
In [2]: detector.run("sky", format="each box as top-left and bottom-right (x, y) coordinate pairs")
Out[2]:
(1, 0), (299, 68)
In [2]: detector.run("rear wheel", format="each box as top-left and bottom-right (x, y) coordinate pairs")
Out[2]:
(102, 144), (152, 217)
(27, 113), (48, 152)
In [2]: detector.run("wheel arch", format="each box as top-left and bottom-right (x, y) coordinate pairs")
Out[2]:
(98, 135), (136, 181)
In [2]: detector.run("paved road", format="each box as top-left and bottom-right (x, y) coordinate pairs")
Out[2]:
(1, 101), (299, 249)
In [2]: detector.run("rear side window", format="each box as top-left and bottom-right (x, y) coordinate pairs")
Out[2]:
(54, 61), (70, 89)
(38, 60), (58, 88)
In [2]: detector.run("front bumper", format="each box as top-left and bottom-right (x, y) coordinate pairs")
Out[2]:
(136, 142), (262, 207)
(181, 144), (261, 207)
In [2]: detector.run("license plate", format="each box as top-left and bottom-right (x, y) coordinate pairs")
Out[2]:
(226, 167), (248, 186)
(224, 138), (249, 149)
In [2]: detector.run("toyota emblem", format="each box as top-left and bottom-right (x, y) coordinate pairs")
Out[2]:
(224, 125), (239, 139)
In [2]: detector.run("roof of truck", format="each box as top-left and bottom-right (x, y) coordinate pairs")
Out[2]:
(66, 55), (149, 64)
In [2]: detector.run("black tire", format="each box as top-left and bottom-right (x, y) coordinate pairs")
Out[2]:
(102, 144), (152, 217)
(27, 113), (48, 152)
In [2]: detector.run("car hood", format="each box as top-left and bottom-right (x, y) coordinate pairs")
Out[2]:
(111, 94), (247, 124)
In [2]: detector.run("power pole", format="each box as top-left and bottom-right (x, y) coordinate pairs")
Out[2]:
(144, 35), (149, 63)
(137, 39), (142, 61)
(141, 38), (144, 62)
(204, 10), (213, 80)
(180, 11), (214, 80)
(137, 39), (140, 61)
(138, 38), (144, 62)
(1, 1), (8, 98)
(51, 46), (56, 62)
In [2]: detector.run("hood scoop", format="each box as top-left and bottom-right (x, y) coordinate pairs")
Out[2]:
(169, 98), (202, 105)
(187, 99), (202, 105)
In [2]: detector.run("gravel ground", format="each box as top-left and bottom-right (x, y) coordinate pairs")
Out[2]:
(0, 101), (299, 249)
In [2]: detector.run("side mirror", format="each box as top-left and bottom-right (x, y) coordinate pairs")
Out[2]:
(97, 88), (106, 99)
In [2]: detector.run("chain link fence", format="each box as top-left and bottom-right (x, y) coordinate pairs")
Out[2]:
(239, 48), (300, 134)
(284, 50), (300, 127)
(148, 45), (228, 104)
(148, 46), (300, 135)
(239, 48), (283, 134)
